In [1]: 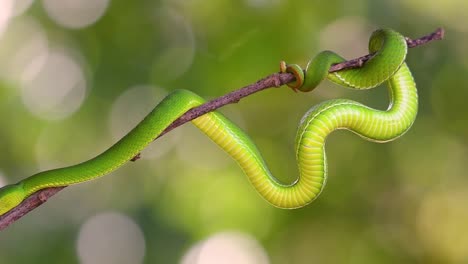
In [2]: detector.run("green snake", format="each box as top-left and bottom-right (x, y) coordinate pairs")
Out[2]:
(0, 28), (417, 215)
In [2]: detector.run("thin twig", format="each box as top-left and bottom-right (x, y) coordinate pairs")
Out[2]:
(0, 28), (444, 231)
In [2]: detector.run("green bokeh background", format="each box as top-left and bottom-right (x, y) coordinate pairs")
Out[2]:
(1, 0), (467, 263)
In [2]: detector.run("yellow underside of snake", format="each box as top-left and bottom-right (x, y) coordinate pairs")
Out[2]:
(0, 28), (417, 215)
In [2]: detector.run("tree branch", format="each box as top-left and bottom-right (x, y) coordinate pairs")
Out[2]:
(0, 28), (444, 231)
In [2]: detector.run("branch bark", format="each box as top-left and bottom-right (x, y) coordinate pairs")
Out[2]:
(0, 28), (444, 231)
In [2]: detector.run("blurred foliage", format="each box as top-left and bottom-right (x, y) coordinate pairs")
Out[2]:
(0, 0), (467, 263)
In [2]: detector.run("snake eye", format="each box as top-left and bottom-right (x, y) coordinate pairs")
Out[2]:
(0, 184), (25, 216)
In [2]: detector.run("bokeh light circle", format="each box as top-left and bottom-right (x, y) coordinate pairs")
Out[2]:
(42, 0), (110, 29)
(181, 231), (269, 264)
(0, 0), (13, 39)
(175, 124), (232, 170)
(20, 50), (87, 120)
(0, 17), (49, 84)
(76, 212), (146, 264)
(109, 85), (180, 160)
(320, 16), (374, 59)
(151, 8), (195, 83)
(12, 0), (35, 17)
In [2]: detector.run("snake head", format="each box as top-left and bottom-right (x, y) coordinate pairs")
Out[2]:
(0, 183), (25, 216)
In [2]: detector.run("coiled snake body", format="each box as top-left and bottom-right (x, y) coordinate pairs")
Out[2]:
(0, 29), (417, 215)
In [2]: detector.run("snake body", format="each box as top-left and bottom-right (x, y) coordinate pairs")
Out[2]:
(0, 29), (417, 215)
